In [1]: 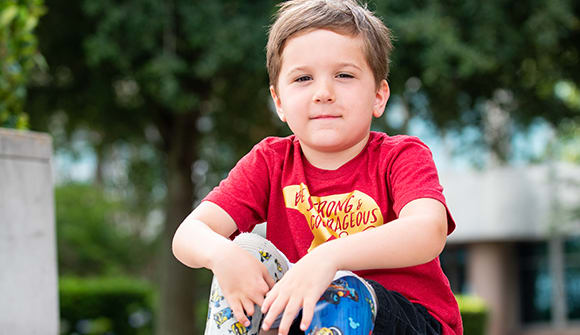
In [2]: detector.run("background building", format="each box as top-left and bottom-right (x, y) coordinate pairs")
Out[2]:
(440, 163), (580, 335)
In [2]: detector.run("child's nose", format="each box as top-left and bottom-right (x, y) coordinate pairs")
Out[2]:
(312, 80), (335, 103)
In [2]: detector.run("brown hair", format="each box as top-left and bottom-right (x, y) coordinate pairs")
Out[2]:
(266, 0), (393, 89)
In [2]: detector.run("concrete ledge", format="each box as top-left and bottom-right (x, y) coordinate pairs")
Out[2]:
(0, 128), (52, 161)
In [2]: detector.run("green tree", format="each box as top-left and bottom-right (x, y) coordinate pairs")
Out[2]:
(27, 1), (278, 334)
(0, 0), (45, 128)
(550, 82), (580, 164)
(55, 182), (154, 277)
(373, 0), (580, 162)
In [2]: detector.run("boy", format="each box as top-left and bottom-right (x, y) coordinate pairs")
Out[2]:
(172, 0), (462, 334)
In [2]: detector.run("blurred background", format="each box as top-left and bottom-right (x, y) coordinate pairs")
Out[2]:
(1, 0), (579, 334)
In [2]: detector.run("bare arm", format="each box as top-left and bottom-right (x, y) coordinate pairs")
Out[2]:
(172, 201), (274, 327)
(320, 197), (448, 271)
(172, 201), (238, 270)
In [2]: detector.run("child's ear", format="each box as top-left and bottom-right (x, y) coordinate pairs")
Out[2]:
(373, 80), (390, 118)
(270, 85), (286, 122)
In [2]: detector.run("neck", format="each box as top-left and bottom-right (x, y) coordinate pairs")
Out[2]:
(301, 134), (370, 170)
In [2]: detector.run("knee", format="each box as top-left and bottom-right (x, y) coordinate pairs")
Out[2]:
(308, 276), (376, 335)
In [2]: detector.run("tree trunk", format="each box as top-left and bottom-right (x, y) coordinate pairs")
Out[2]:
(156, 113), (198, 335)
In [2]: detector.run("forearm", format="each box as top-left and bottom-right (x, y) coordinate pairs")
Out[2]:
(172, 213), (235, 270)
(316, 213), (447, 271)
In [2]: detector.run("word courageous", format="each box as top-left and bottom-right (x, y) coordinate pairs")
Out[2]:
(283, 184), (384, 250)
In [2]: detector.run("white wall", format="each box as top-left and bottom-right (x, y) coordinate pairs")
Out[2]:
(440, 164), (580, 243)
(0, 128), (58, 334)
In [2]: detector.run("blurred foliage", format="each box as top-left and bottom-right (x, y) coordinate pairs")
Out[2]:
(374, 0), (580, 131)
(122, 145), (166, 218)
(30, 2), (279, 332)
(26, 0), (580, 183)
(553, 121), (580, 163)
(59, 276), (154, 335)
(554, 81), (580, 111)
(371, 0), (580, 163)
(549, 81), (580, 164)
(0, 0), (45, 129)
(25, 0), (580, 181)
(456, 295), (488, 335)
(56, 182), (155, 277)
(26, 0), (279, 159)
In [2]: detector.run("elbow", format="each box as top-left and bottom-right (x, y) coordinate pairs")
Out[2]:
(421, 237), (446, 266)
(171, 218), (211, 269)
(171, 229), (184, 263)
(416, 216), (447, 264)
(172, 224), (192, 267)
(429, 216), (448, 260)
(433, 234), (447, 259)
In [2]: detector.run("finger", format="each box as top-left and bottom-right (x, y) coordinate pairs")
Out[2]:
(254, 279), (273, 310)
(300, 298), (317, 331)
(261, 291), (287, 331)
(231, 302), (251, 328)
(261, 285), (278, 314)
(242, 298), (255, 317)
(278, 297), (302, 335)
(251, 290), (265, 307)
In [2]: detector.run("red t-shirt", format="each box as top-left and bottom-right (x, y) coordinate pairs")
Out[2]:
(205, 131), (462, 334)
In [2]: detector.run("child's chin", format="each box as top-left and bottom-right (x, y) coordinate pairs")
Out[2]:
(309, 130), (343, 141)
(308, 136), (343, 149)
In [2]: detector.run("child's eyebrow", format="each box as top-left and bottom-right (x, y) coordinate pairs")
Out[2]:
(286, 67), (310, 76)
(285, 62), (363, 77)
(336, 62), (363, 71)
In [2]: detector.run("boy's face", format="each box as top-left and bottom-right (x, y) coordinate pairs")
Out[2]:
(270, 29), (389, 159)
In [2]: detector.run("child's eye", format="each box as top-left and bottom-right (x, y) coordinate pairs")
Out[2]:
(337, 73), (354, 79)
(295, 75), (312, 82)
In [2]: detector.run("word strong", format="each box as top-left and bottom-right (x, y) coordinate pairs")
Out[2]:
(283, 184), (384, 251)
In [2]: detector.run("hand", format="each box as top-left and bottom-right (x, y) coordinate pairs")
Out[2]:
(260, 244), (337, 334)
(211, 242), (275, 327)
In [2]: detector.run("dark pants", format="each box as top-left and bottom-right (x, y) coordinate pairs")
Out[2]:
(289, 280), (442, 335)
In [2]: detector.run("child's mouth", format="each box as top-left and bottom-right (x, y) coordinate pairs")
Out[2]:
(311, 115), (341, 120)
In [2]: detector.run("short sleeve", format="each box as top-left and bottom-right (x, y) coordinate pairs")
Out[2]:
(204, 142), (271, 233)
(387, 138), (456, 234)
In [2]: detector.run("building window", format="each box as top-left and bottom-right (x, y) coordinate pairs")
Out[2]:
(518, 241), (552, 323)
(440, 246), (468, 294)
(565, 237), (580, 320)
(518, 237), (580, 325)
